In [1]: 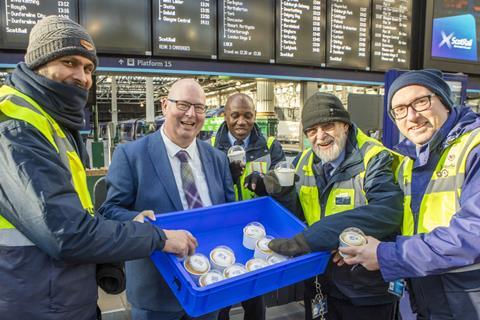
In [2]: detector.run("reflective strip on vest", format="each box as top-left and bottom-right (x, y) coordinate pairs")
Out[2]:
(0, 85), (94, 246)
(399, 128), (480, 236)
(295, 128), (389, 226)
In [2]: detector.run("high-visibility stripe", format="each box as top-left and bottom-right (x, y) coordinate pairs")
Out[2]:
(0, 228), (34, 246)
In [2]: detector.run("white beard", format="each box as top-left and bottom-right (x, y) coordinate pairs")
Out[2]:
(312, 132), (348, 163)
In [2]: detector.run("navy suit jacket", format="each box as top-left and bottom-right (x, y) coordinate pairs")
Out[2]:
(99, 131), (235, 311)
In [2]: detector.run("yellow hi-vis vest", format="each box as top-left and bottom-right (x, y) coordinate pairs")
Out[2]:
(398, 128), (480, 236)
(212, 135), (276, 200)
(295, 128), (396, 226)
(0, 85), (94, 245)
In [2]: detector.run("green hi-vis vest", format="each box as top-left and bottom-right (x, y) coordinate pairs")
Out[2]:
(0, 85), (94, 246)
(295, 128), (397, 226)
(398, 128), (480, 236)
(212, 135), (276, 200)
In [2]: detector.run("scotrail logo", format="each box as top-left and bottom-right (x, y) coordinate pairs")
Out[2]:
(432, 14), (477, 62)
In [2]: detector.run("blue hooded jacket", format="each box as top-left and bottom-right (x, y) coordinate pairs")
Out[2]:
(378, 106), (480, 280)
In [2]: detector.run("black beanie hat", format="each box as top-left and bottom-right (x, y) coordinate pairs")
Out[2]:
(25, 15), (98, 70)
(302, 93), (351, 131)
(387, 69), (454, 120)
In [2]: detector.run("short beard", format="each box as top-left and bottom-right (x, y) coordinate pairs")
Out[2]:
(312, 132), (348, 163)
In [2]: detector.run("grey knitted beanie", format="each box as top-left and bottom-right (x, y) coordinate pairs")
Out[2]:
(302, 93), (351, 131)
(25, 15), (98, 70)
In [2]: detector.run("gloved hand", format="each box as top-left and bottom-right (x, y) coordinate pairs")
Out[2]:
(96, 262), (126, 294)
(229, 160), (245, 184)
(244, 172), (267, 196)
(268, 233), (311, 257)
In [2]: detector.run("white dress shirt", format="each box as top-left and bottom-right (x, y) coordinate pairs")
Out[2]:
(160, 126), (212, 209)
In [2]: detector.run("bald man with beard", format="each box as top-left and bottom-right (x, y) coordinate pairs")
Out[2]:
(99, 79), (235, 320)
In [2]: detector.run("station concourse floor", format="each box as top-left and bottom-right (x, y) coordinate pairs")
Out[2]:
(98, 288), (416, 320)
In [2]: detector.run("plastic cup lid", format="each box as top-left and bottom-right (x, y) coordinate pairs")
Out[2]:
(256, 236), (274, 253)
(223, 263), (247, 278)
(267, 254), (288, 265)
(185, 254), (210, 274)
(340, 227), (366, 246)
(246, 258), (269, 271)
(244, 222), (266, 239)
(199, 270), (224, 287)
(210, 246), (235, 266)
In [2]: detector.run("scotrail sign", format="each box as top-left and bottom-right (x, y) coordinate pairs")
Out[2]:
(431, 14), (477, 62)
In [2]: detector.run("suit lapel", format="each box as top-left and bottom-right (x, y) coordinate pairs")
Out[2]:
(198, 141), (220, 205)
(148, 131), (183, 211)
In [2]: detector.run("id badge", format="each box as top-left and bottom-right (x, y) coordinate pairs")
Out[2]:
(388, 279), (406, 298)
(311, 296), (328, 319)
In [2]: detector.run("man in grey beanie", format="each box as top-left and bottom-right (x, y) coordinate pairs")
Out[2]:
(0, 15), (197, 320)
(268, 92), (403, 319)
(340, 69), (480, 319)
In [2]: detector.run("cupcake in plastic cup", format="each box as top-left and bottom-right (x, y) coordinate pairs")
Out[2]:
(254, 235), (274, 260)
(266, 254), (289, 265)
(184, 253), (210, 281)
(227, 145), (246, 164)
(274, 161), (295, 187)
(245, 258), (269, 272)
(199, 270), (225, 287)
(243, 222), (266, 250)
(338, 227), (367, 258)
(209, 245), (235, 271)
(223, 263), (248, 279)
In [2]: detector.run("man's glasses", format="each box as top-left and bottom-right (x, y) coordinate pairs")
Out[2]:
(390, 94), (435, 120)
(167, 99), (206, 114)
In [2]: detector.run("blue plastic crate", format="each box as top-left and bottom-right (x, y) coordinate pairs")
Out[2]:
(150, 197), (330, 317)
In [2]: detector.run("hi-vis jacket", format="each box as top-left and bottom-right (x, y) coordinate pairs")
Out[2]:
(213, 122), (285, 200)
(293, 125), (403, 305)
(0, 84), (165, 320)
(377, 107), (480, 319)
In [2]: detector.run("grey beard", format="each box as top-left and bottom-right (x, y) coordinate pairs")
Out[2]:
(312, 133), (347, 163)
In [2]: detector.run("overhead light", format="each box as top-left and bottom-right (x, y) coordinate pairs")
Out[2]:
(140, 102), (144, 108)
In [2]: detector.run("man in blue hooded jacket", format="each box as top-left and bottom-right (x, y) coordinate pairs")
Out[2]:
(341, 69), (480, 319)
(0, 16), (196, 320)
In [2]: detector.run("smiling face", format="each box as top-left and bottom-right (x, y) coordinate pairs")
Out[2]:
(391, 85), (449, 146)
(36, 55), (95, 90)
(225, 93), (256, 141)
(162, 79), (206, 148)
(305, 121), (349, 163)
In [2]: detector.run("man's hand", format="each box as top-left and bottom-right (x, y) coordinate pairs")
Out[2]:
(229, 160), (245, 184)
(163, 230), (198, 258)
(268, 233), (311, 257)
(133, 210), (156, 223)
(244, 172), (267, 196)
(339, 236), (381, 271)
(331, 250), (346, 267)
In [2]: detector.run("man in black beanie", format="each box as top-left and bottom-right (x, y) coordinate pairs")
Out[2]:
(268, 92), (403, 320)
(0, 15), (197, 320)
(340, 69), (480, 319)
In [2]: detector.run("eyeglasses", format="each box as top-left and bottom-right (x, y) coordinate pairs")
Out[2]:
(167, 98), (206, 114)
(304, 122), (337, 138)
(390, 94), (435, 120)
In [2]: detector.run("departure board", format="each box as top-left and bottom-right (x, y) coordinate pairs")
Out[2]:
(0, 0), (78, 49)
(219, 0), (275, 63)
(79, 0), (151, 55)
(326, 0), (371, 70)
(276, 0), (326, 66)
(371, 0), (411, 71)
(153, 0), (217, 59)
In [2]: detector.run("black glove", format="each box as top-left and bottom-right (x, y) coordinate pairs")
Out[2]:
(96, 263), (126, 294)
(229, 160), (245, 184)
(244, 172), (268, 196)
(268, 233), (311, 257)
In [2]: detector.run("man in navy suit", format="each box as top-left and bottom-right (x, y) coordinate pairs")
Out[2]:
(99, 79), (235, 320)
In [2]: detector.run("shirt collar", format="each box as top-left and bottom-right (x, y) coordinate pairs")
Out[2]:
(322, 147), (346, 170)
(161, 125), (198, 160)
(228, 131), (251, 148)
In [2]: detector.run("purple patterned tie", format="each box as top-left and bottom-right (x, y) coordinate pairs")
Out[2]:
(176, 150), (204, 209)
